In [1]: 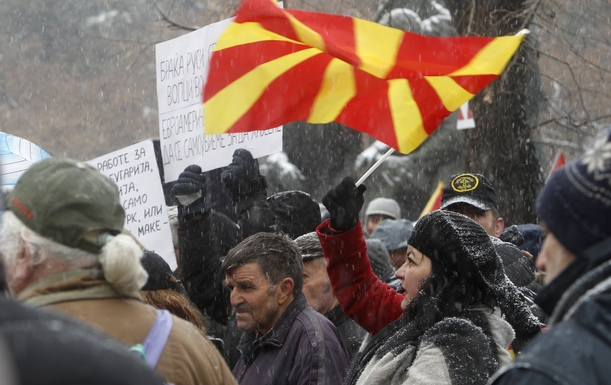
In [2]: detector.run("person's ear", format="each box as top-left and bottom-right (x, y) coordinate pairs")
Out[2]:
(7, 242), (36, 295)
(494, 217), (505, 238)
(277, 277), (295, 304)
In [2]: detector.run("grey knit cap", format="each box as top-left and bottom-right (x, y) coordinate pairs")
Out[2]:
(365, 198), (401, 219)
(294, 231), (324, 261)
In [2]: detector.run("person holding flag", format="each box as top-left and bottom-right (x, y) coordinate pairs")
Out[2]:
(316, 178), (542, 385)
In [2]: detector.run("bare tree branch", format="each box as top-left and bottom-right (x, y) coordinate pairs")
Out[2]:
(155, 2), (198, 31)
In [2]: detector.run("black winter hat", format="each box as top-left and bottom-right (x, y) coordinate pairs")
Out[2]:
(409, 210), (504, 288)
(537, 127), (611, 257)
(516, 223), (544, 261)
(441, 173), (498, 211)
(268, 191), (321, 239)
(408, 210), (542, 337)
(140, 251), (182, 292)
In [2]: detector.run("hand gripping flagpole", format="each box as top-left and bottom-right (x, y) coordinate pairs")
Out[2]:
(355, 148), (395, 187)
(354, 29), (529, 187)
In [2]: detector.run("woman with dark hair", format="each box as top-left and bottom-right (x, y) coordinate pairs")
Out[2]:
(139, 251), (205, 330)
(317, 178), (542, 385)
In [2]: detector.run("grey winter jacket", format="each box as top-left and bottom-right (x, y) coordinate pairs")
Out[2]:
(489, 259), (611, 385)
(347, 305), (513, 385)
(233, 293), (350, 385)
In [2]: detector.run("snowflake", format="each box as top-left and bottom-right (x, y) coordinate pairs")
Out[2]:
(581, 135), (611, 174)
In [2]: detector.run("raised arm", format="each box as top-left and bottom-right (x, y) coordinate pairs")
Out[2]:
(317, 177), (404, 335)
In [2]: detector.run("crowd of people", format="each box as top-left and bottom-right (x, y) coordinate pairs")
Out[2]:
(0, 127), (610, 385)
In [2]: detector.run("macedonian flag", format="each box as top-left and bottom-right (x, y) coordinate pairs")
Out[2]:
(203, 0), (526, 154)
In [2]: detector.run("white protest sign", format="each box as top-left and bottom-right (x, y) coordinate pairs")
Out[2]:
(456, 101), (476, 130)
(155, 18), (283, 182)
(88, 140), (176, 270)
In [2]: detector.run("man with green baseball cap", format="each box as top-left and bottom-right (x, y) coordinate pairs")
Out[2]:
(0, 157), (236, 385)
(7, 158), (125, 254)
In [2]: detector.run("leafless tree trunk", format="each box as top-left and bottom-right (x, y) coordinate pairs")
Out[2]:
(445, 0), (544, 225)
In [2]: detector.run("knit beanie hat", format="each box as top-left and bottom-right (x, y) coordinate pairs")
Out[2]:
(409, 210), (504, 288)
(365, 197), (401, 219)
(294, 232), (323, 262)
(140, 250), (182, 292)
(268, 191), (321, 239)
(537, 127), (611, 257)
(409, 210), (542, 337)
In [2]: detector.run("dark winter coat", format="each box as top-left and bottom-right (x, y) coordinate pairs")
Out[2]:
(492, 238), (541, 294)
(233, 293), (349, 385)
(0, 296), (165, 385)
(489, 259), (611, 385)
(179, 209), (240, 325)
(325, 304), (367, 359)
(491, 238), (547, 334)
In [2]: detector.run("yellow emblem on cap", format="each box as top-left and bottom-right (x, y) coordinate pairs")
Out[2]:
(451, 174), (479, 192)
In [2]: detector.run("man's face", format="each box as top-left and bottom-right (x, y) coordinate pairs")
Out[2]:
(445, 203), (503, 237)
(302, 257), (337, 314)
(536, 229), (576, 285)
(225, 263), (283, 335)
(389, 248), (407, 270)
(366, 214), (392, 235)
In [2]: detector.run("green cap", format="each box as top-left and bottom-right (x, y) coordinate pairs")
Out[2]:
(7, 158), (125, 253)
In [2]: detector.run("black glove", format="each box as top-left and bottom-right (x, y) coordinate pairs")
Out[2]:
(171, 165), (210, 221)
(221, 148), (267, 203)
(322, 177), (366, 231)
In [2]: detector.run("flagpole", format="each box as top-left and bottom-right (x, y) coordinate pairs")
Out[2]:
(355, 148), (395, 187)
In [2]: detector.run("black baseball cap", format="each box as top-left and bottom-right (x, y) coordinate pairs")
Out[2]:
(440, 173), (498, 211)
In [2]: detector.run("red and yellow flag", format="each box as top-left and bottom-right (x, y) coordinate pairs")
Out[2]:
(203, 0), (526, 154)
(419, 181), (444, 218)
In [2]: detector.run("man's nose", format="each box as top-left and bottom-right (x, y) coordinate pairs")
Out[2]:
(229, 289), (243, 307)
(536, 252), (546, 272)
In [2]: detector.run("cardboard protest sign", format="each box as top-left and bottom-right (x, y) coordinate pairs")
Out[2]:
(155, 18), (283, 182)
(88, 140), (176, 270)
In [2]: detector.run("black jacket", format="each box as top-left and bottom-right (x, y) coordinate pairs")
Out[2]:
(179, 209), (240, 325)
(490, 259), (611, 385)
(234, 294), (349, 385)
(0, 296), (164, 385)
